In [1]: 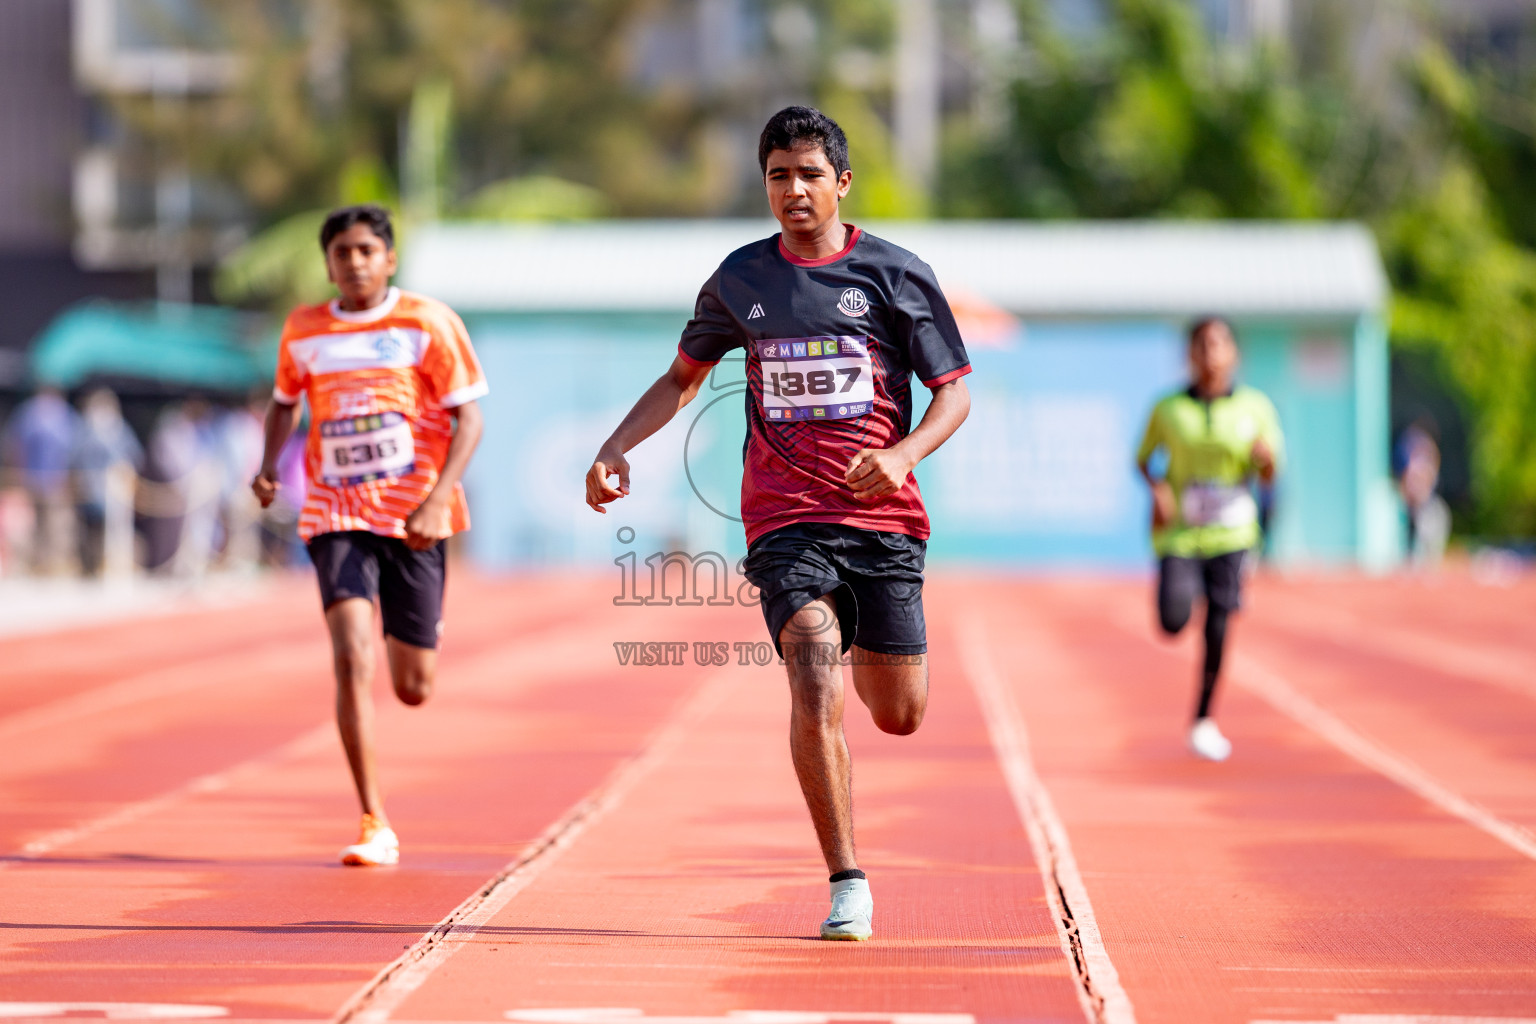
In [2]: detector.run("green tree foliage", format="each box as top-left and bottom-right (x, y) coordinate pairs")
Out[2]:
(114, 0), (715, 221)
(1383, 46), (1536, 536)
(111, 0), (740, 310)
(942, 0), (1536, 536)
(764, 0), (926, 217)
(116, 0), (1536, 533)
(940, 0), (1401, 220)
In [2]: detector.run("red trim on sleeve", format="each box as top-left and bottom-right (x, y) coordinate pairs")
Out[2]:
(923, 364), (972, 388)
(676, 344), (718, 369)
(777, 225), (862, 267)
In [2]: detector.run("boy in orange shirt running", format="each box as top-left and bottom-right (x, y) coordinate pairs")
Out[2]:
(252, 205), (487, 865)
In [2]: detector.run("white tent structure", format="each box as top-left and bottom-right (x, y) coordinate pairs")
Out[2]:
(405, 220), (1387, 317)
(401, 220), (1397, 570)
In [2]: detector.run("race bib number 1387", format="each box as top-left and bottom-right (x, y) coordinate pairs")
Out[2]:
(757, 336), (875, 422)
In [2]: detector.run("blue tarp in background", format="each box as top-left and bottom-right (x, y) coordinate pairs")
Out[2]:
(30, 302), (276, 392)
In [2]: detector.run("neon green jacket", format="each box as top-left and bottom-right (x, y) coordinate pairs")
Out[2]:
(1136, 385), (1284, 559)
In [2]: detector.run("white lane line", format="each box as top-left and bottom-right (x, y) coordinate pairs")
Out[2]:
(1231, 653), (1536, 862)
(0, 642), (325, 741)
(1250, 1016), (1536, 1024)
(1103, 604), (1536, 864)
(0, 1004), (228, 1020)
(506, 1012), (975, 1024)
(0, 576), (278, 640)
(331, 667), (744, 1024)
(2, 726), (334, 866)
(0, 610), (591, 743)
(3, 623), (605, 866)
(1261, 603), (1536, 704)
(956, 618), (1137, 1024)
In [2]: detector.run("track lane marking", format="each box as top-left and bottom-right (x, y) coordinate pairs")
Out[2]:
(505, 1013), (975, 1024)
(0, 589), (584, 740)
(1230, 651), (1536, 862)
(955, 617), (1137, 1024)
(2, 623), (613, 866)
(331, 667), (744, 1024)
(1258, 602), (1536, 704)
(1249, 1015), (1536, 1023)
(1, 726), (335, 866)
(1101, 603), (1536, 863)
(0, 641), (329, 741)
(0, 1004), (228, 1019)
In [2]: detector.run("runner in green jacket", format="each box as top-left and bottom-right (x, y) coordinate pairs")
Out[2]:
(1136, 317), (1284, 761)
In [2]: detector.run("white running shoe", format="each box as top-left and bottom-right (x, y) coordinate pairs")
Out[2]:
(1188, 717), (1232, 762)
(340, 813), (399, 866)
(820, 877), (873, 941)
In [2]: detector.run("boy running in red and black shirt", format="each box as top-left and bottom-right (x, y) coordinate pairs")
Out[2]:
(585, 107), (970, 941)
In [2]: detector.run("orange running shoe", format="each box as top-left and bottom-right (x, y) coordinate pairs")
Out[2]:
(340, 813), (399, 866)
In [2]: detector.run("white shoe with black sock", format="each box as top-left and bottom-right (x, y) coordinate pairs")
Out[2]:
(820, 870), (873, 940)
(1189, 717), (1232, 761)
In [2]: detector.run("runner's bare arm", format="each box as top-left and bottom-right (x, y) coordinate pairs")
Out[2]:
(1137, 456), (1176, 529)
(845, 377), (970, 501)
(586, 355), (712, 513)
(251, 399), (302, 508)
(404, 400), (484, 550)
(1251, 437), (1277, 483)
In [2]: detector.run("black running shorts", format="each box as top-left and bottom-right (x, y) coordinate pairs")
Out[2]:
(743, 522), (927, 657)
(1158, 549), (1247, 616)
(306, 530), (447, 649)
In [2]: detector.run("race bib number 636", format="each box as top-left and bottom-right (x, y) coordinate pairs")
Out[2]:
(757, 336), (875, 422)
(319, 411), (416, 486)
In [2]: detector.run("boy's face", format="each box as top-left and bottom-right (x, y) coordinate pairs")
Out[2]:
(1189, 321), (1239, 382)
(764, 142), (852, 236)
(325, 223), (398, 307)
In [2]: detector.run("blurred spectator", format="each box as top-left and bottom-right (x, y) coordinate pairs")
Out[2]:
(72, 389), (144, 578)
(1394, 418), (1450, 568)
(144, 398), (219, 575)
(260, 427), (309, 567)
(212, 395), (266, 571)
(0, 489), (31, 576)
(3, 387), (81, 574)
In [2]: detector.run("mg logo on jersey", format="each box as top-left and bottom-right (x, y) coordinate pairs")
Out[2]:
(837, 288), (869, 318)
(748, 303), (765, 319)
(374, 328), (408, 362)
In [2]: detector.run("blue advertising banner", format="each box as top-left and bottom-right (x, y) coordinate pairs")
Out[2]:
(463, 314), (1196, 570)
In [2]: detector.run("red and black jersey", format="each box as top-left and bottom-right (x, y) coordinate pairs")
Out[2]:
(678, 225), (971, 545)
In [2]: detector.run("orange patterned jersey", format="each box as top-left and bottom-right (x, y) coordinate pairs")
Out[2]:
(273, 287), (489, 542)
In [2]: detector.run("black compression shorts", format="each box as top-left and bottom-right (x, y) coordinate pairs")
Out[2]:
(306, 530), (446, 649)
(1158, 549), (1247, 617)
(743, 522), (927, 657)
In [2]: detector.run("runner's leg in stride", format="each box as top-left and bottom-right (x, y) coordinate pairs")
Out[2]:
(1156, 552), (1242, 759)
(305, 526), (451, 864)
(782, 596), (927, 874)
(323, 606), (438, 864)
(780, 600), (927, 941)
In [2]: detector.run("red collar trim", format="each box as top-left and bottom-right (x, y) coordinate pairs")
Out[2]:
(777, 224), (861, 267)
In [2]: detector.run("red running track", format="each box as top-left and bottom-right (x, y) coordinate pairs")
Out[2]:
(2, 569), (1535, 1024)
